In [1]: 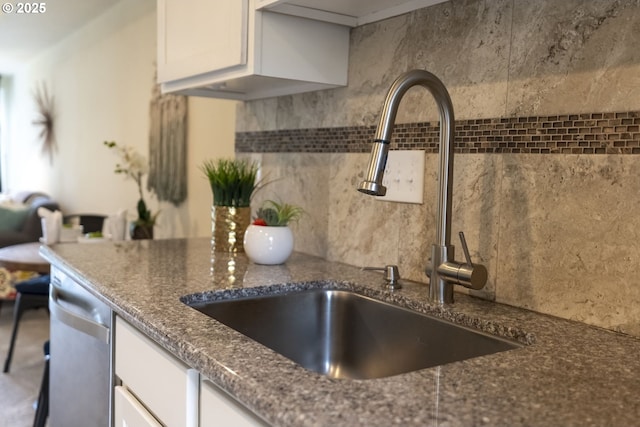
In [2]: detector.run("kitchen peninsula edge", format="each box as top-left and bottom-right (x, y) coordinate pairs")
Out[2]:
(40, 238), (640, 427)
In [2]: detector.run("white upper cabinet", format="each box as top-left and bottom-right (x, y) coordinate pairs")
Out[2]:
(157, 0), (248, 83)
(157, 0), (350, 100)
(157, 0), (447, 100)
(255, 0), (447, 26)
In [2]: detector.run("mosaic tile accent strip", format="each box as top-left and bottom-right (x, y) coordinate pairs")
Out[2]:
(236, 111), (640, 154)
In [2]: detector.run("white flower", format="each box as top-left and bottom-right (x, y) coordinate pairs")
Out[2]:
(104, 141), (150, 200)
(104, 140), (158, 227)
(113, 144), (148, 180)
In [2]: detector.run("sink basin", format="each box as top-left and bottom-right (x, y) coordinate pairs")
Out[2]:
(185, 288), (521, 379)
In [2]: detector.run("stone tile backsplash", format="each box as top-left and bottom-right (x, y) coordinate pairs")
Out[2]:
(239, 130), (640, 338)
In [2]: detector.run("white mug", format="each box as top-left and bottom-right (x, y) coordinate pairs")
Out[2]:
(41, 215), (61, 245)
(108, 214), (127, 241)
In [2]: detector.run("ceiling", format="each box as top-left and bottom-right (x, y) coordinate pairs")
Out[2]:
(0, 0), (118, 73)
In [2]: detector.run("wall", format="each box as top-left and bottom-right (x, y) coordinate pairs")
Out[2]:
(5, 0), (236, 238)
(237, 0), (640, 336)
(0, 75), (14, 189)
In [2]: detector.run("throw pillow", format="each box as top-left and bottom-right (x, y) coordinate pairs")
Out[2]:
(0, 204), (29, 231)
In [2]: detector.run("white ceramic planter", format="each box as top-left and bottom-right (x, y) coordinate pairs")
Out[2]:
(243, 224), (294, 265)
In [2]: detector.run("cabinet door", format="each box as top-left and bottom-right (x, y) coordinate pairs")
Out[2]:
(200, 379), (267, 427)
(157, 0), (248, 83)
(114, 386), (162, 427)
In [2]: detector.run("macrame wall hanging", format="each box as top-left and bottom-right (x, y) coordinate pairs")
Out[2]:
(147, 72), (188, 206)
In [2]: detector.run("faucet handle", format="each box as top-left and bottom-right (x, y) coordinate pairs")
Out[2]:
(362, 265), (401, 289)
(458, 231), (473, 266)
(453, 232), (487, 290)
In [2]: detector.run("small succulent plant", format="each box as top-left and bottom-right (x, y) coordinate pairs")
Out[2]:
(252, 200), (304, 226)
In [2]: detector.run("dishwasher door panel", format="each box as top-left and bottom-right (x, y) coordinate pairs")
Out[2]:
(49, 268), (112, 427)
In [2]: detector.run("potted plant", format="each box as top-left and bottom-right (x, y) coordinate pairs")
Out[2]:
(104, 141), (159, 239)
(243, 200), (304, 265)
(200, 158), (260, 252)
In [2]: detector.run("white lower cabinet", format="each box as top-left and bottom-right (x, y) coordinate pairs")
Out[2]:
(200, 379), (267, 427)
(115, 316), (199, 426)
(115, 316), (267, 427)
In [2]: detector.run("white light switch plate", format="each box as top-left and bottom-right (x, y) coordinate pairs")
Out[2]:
(377, 150), (424, 204)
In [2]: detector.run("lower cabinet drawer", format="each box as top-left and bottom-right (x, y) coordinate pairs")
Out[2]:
(115, 316), (199, 427)
(114, 385), (162, 427)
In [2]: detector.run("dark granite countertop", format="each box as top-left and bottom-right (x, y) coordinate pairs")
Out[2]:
(41, 238), (640, 427)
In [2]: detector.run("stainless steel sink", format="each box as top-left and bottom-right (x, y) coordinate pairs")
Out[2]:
(186, 289), (521, 379)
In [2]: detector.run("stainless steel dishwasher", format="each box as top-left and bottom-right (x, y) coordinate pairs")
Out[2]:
(49, 266), (113, 427)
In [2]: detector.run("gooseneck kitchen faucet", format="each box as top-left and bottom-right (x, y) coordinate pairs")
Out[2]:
(358, 69), (487, 304)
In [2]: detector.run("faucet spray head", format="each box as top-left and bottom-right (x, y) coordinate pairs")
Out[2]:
(358, 139), (390, 196)
(358, 180), (386, 196)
